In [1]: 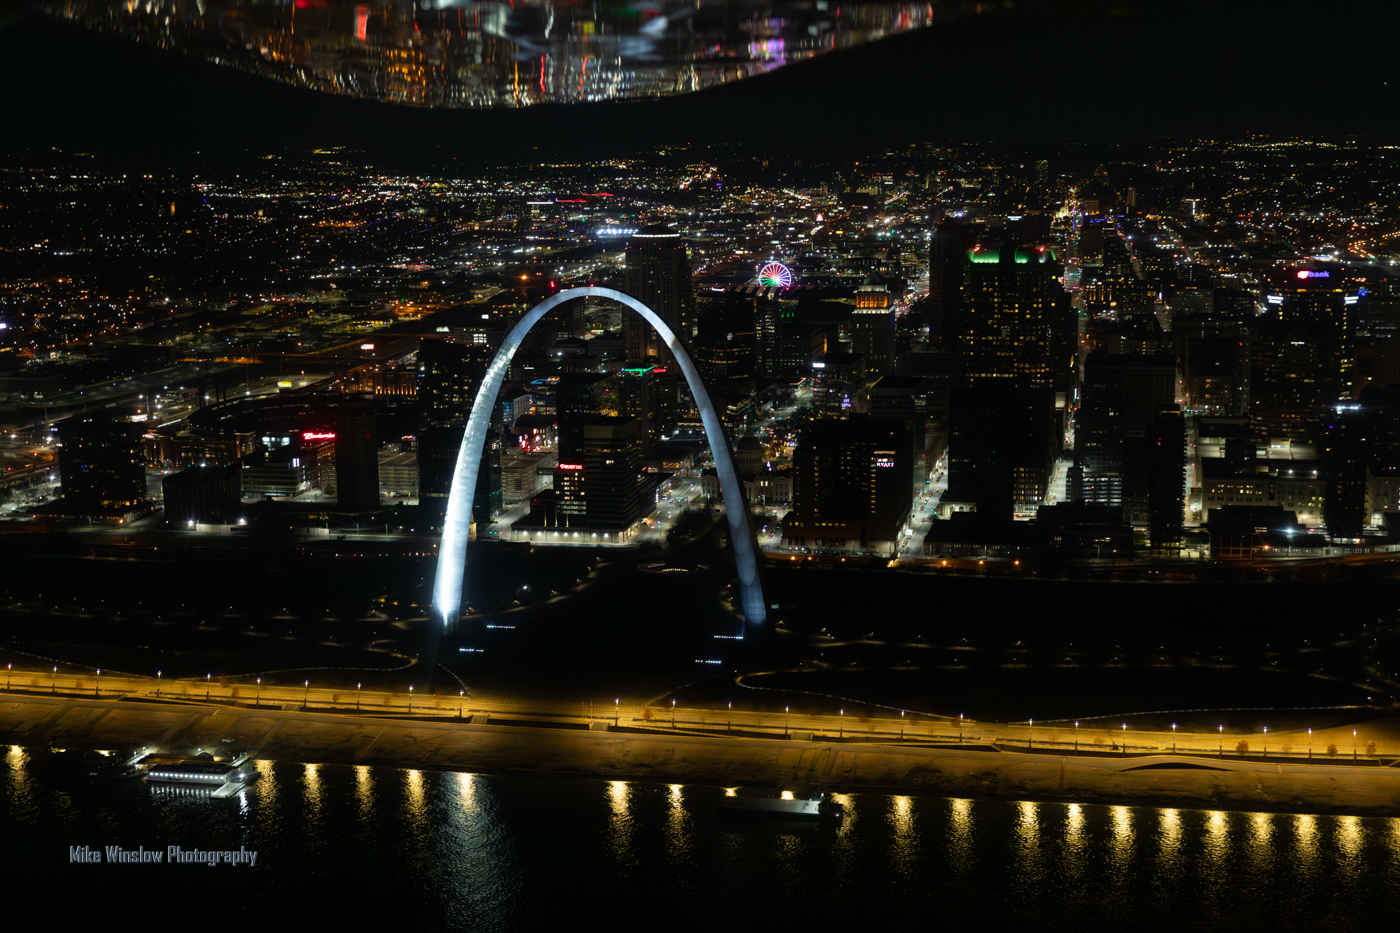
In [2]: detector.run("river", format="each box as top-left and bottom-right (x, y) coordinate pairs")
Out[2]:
(3, 748), (1397, 929)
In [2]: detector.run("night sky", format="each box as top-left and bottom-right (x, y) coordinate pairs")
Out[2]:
(0, 0), (1390, 168)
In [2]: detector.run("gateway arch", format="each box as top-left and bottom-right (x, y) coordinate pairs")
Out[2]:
(431, 286), (767, 629)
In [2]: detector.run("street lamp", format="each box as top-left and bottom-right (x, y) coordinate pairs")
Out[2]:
(1028, 718), (1034, 749)
(95, 668), (101, 698)
(459, 689), (464, 719)
(408, 684), (414, 714)
(52, 665), (57, 694)
(839, 709), (844, 739)
(672, 698), (677, 729)
(6, 662), (10, 690)
(206, 672), (211, 701)
(256, 677), (261, 707)
(304, 679), (309, 709)
(1218, 724), (1224, 756)
(959, 713), (964, 744)
(1308, 727), (1312, 758)
(1121, 723), (1127, 754)
(157, 670), (162, 697)
(1171, 723), (1177, 753)
(1353, 728), (1358, 760)
(1263, 726), (1268, 757)
(1074, 720), (1079, 752)
(357, 682), (361, 711)
(786, 705), (790, 738)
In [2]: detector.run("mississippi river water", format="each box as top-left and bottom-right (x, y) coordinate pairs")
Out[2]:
(4, 748), (1398, 930)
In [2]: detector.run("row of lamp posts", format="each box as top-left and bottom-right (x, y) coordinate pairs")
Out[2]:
(0, 667), (1382, 759)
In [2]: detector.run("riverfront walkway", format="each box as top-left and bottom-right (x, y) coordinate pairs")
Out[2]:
(1, 666), (1397, 765)
(5, 685), (1400, 816)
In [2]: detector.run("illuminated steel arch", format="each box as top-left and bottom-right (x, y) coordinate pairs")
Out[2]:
(432, 287), (767, 629)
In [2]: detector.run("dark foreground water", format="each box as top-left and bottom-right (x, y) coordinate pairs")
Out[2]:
(4, 748), (1398, 931)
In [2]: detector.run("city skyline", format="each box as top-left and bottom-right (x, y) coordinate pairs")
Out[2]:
(3, 1), (1400, 926)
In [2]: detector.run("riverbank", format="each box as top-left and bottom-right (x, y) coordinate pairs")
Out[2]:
(5, 692), (1400, 817)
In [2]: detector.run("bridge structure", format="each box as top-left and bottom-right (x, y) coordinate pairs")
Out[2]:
(430, 286), (768, 629)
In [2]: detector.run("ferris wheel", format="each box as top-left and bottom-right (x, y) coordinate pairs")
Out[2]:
(758, 262), (793, 288)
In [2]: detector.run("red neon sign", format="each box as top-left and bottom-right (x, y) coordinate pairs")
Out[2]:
(303, 432), (336, 441)
(557, 463), (583, 470)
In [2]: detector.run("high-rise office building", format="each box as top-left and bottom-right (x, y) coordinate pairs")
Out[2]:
(617, 367), (658, 453)
(56, 413), (147, 514)
(946, 386), (1056, 520)
(1254, 273), (1356, 435)
(1322, 404), (1367, 539)
(623, 226), (691, 436)
(850, 273), (896, 378)
(959, 248), (1076, 394)
(417, 340), (494, 425)
(781, 419), (912, 554)
(333, 403), (380, 511)
(581, 417), (650, 530)
(162, 463), (241, 525)
(555, 416), (650, 532)
(1147, 409), (1186, 553)
(623, 225), (694, 365)
(417, 425), (503, 526)
(927, 218), (978, 348)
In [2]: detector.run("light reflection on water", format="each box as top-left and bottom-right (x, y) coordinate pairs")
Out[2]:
(4, 746), (29, 808)
(947, 797), (974, 881)
(4, 754), (1400, 929)
(665, 783), (691, 865)
(1015, 800), (1042, 888)
(1248, 812), (1274, 877)
(606, 779), (635, 867)
(1061, 803), (1088, 888)
(354, 764), (373, 817)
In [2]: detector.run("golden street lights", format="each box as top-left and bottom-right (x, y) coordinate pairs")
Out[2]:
(1308, 727), (1312, 758)
(357, 682), (362, 711)
(1074, 720), (1080, 752)
(459, 690), (464, 719)
(1263, 726), (1268, 757)
(52, 665), (57, 694)
(156, 670), (161, 697)
(1028, 718), (1034, 749)
(95, 668), (100, 698)
(1121, 722), (1127, 754)
(786, 706), (790, 738)
(205, 673), (211, 701)
(1218, 724), (1224, 756)
(408, 684), (414, 714)
(672, 698), (677, 729)
(839, 709), (844, 739)
(615, 698), (620, 728)
(1171, 723), (1177, 753)
(5, 662), (10, 690)
(256, 677), (261, 707)
(303, 679), (309, 709)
